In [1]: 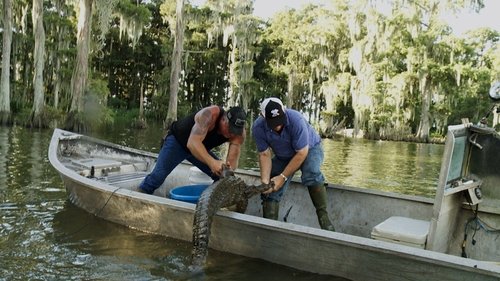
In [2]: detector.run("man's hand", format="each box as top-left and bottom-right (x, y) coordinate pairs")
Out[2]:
(220, 163), (235, 178)
(262, 174), (288, 194)
(261, 179), (278, 194)
(209, 159), (227, 177)
(244, 182), (275, 197)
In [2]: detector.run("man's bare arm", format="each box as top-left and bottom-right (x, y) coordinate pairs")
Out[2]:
(258, 148), (273, 184)
(281, 146), (308, 180)
(262, 146), (308, 193)
(187, 106), (224, 175)
(225, 137), (243, 170)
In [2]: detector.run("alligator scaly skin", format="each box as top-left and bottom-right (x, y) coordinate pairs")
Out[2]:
(190, 172), (271, 268)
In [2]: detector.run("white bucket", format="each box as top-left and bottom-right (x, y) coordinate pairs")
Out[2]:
(189, 166), (214, 185)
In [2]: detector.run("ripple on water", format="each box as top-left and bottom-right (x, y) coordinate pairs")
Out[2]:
(72, 254), (91, 266)
(43, 187), (64, 192)
(0, 202), (19, 211)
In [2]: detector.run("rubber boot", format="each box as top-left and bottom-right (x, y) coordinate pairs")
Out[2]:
(308, 185), (335, 231)
(262, 200), (279, 220)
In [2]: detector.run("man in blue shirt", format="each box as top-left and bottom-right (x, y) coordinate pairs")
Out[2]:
(252, 97), (335, 231)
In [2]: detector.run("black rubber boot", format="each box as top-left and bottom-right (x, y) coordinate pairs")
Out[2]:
(308, 184), (335, 231)
(262, 200), (279, 220)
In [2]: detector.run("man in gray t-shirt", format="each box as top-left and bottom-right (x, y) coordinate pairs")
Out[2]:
(252, 97), (335, 231)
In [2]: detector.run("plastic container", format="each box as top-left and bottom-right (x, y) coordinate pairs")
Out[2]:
(169, 184), (209, 204)
(189, 166), (214, 185)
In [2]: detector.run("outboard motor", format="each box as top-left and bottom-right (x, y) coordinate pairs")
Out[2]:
(489, 81), (500, 101)
(478, 81), (500, 127)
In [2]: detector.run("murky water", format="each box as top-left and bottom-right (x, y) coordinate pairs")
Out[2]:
(325, 137), (443, 197)
(0, 124), (443, 280)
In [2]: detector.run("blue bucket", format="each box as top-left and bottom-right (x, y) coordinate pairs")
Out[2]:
(169, 184), (209, 204)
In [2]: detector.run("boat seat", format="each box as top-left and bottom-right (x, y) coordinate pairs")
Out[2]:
(101, 172), (148, 184)
(71, 158), (122, 169)
(371, 216), (430, 249)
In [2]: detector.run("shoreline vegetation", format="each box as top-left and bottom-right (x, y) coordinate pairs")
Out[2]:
(0, 0), (498, 144)
(0, 106), (455, 145)
(331, 128), (446, 144)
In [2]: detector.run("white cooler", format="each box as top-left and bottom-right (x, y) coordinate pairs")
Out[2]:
(189, 166), (214, 185)
(371, 216), (430, 249)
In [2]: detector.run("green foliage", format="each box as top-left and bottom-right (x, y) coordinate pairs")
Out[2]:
(5, 0), (499, 140)
(108, 96), (128, 109)
(81, 77), (115, 129)
(10, 104), (62, 128)
(115, 0), (152, 47)
(147, 91), (169, 121)
(43, 106), (66, 123)
(116, 0), (151, 22)
(12, 107), (32, 126)
(113, 107), (140, 122)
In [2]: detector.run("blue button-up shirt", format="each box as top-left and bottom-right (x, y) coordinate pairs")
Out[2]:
(252, 109), (321, 160)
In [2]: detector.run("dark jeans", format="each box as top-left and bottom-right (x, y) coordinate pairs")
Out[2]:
(262, 143), (325, 202)
(139, 135), (219, 194)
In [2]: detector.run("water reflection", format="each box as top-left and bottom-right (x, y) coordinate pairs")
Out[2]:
(52, 202), (191, 280)
(0, 127), (9, 202)
(29, 131), (43, 183)
(323, 138), (442, 197)
(52, 202), (345, 281)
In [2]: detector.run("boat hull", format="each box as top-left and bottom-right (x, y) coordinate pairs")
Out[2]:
(49, 129), (500, 280)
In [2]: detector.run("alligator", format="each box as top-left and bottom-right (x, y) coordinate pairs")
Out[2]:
(190, 169), (272, 269)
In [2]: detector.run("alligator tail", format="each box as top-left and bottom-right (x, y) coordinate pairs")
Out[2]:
(190, 176), (245, 267)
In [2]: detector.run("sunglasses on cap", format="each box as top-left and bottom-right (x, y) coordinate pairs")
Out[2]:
(227, 112), (246, 127)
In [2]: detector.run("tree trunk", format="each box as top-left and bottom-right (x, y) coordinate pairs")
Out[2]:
(165, 0), (185, 129)
(53, 23), (65, 110)
(135, 79), (147, 129)
(227, 45), (237, 107)
(11, 4), (29, 112)
(0, 0), (13, 124)
(31, 0), (46, 128)
(54, 58), (61, 109)
(416, 75), (431, 142)
(140, 80), (145, 119)
(13, 5), (29, 86)
(286, 72), (295, 108)
(19, 4), (30, 110)
(492, 105), (499, 128)
(66, 0), (93, 132)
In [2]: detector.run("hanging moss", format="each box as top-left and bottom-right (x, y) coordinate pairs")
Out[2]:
(115, 0), (151, 48)
(95, 0), (120, 44)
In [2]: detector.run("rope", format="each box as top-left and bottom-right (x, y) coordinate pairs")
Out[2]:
(66, 186), (123, 236)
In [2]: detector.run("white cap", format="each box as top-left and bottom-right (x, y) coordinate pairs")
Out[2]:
(260, 97), (286, 128)
(260, 97), (285, 116)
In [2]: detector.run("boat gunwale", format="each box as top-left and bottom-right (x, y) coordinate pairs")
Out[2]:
(48, 128), (500, 279)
